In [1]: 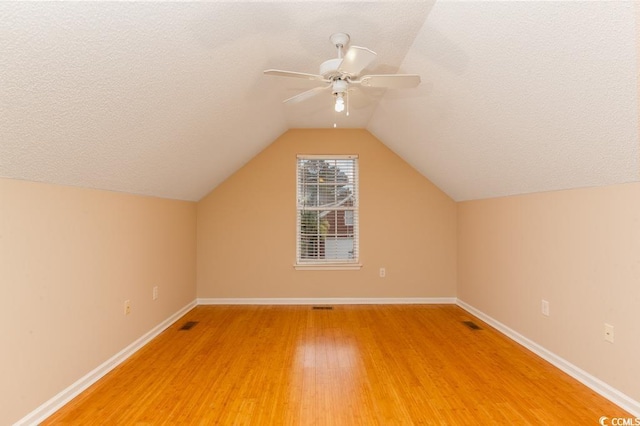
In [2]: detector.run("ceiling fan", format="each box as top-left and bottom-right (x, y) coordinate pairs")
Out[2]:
(264, 33), (420, 114)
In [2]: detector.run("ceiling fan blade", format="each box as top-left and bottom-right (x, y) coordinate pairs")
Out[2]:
(264, 69), (327, 82)
(356, 74), (421, 89)
(283, 85), (330, 104)
(347, 86), (387, 110)
(338, 46), (377, 76)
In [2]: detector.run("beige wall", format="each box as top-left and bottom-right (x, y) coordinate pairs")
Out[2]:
(197, 129), (457, 298)
(0, 178), (197, 425)
(458, 183), (640, 402)
(8, 127), (640, 421)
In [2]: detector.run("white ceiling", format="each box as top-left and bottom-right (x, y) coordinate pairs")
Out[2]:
(1, 1), (638, 202)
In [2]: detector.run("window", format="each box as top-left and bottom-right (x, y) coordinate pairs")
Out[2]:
(296, 155), (360, 269)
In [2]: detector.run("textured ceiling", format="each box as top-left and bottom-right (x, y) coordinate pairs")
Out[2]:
(369, 1), (640, 201)
(1, 1), (638, 202)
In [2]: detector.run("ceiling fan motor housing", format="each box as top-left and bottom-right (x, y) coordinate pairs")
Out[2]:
(332, 79), (348, 95)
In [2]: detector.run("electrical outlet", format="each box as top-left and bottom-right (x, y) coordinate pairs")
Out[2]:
(604, 323), (614, 343)
(541, 300), (550, 316)
(379, 267), (386, 278)
(153, 286), (159, 301)
(124, 300), (131, 315)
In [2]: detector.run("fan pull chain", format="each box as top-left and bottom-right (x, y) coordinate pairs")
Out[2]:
(346, 91), (350, 117)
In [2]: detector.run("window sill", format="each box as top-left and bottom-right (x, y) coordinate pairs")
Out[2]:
(294, 263), (363, 271)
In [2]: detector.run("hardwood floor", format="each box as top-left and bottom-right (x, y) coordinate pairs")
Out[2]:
(43, 305), (631, 425)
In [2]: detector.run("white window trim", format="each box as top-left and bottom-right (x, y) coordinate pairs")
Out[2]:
(295, 154), (361, 271)
(293, 263), (362, 271)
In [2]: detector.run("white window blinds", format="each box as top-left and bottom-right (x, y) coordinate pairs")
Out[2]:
(296, 155), (359, 265)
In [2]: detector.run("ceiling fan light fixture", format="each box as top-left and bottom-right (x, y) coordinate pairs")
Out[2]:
(334, 93), (345, 112)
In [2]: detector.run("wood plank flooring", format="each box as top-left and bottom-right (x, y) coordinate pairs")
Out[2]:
(43, 305), (631, 425)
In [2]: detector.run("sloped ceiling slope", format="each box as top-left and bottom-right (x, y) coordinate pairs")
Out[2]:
(369, 1), (640, 201)
(1, 1), (638, 202)
(0, 1), (433, 201)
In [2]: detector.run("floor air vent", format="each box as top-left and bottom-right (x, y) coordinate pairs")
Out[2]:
(179, 321), (198, 330)
(463, 321), (482, 330)
(312, 306), (334, 310)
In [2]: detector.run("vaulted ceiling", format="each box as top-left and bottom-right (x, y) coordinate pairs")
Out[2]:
(1, 1), (638, 202)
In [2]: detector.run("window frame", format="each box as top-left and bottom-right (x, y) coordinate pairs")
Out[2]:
(295, 154), (362, 270)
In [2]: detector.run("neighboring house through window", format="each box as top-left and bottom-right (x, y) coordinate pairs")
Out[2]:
(296, 155), (360, 269)
(343, 210), (354, 226)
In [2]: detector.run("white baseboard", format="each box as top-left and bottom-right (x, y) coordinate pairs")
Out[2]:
(197, 297), (457, 305)
(20, 297), (636, 424)
(456, 299), (640, 417)
(15, 300), (197, 426)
